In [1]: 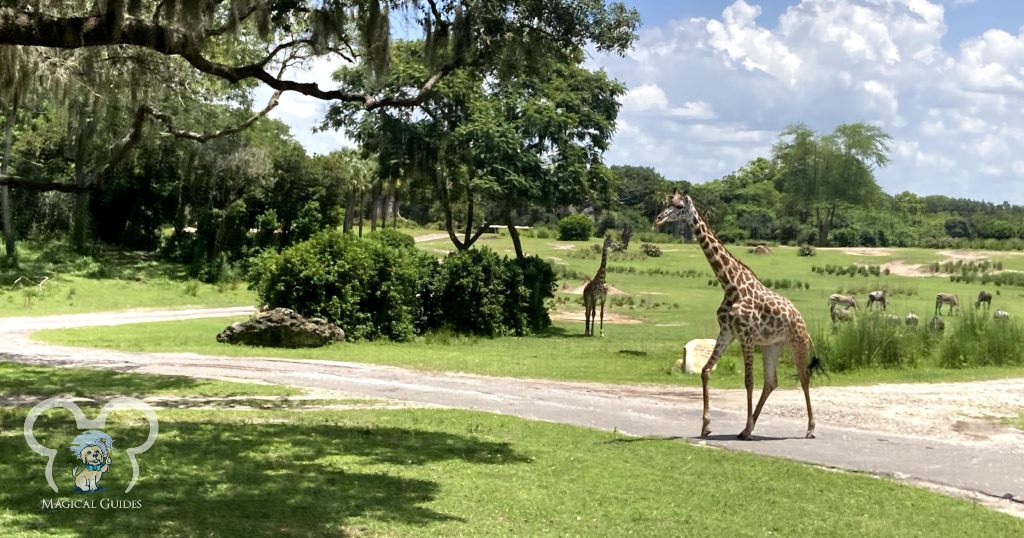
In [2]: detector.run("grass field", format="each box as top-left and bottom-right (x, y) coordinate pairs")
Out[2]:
(0, 241), (255, 317)
(34, 231), (1024, 387)
(0, 364), (1021, 537)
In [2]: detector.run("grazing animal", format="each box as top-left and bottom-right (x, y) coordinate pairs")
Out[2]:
(655, 191), (817, 440)
(831, 307), (853, 324)
(867, 290), (887, 311)
(886, 314), (901, 324)
(935, 293), (960, 316)
(905, 312), (919, 326)
(976, 291), (993, 309)
(583, 236), (614, 337)
(747, 244), (772, 255)
(930, 315), (945, 332)
(994, 309), (1010, 320)
(828, 293), (859, 312)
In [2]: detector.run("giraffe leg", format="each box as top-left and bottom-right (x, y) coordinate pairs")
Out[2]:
(792, 339), (816, 439)
(583, 298), (591, 336)
(700, 331), (734, 438)
(599, 297), (606, 337)
(751, 344), (783, 431)
(738, 341), (756, 440)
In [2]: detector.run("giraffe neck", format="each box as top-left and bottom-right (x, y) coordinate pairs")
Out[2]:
(593, 244), (609, 283)
(691, 210), (755, 289)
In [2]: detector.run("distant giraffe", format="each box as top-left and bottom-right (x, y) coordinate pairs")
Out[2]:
(867, 290), (886, 311)
(583, 236), (614, 337)
(655, 191), (817, 440)
(935, 293), (960, 316)
(976, 290), (992, 309)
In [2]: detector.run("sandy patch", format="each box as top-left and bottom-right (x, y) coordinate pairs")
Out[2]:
(549, 243), (577, 250)
(413, 233), (449, 243)
(550, 310), (644, 324)
(563, 283), (629, 295)
(881, 260), (932, 277)
(829, 247), (894, 256)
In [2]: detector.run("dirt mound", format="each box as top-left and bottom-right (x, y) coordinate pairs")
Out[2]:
(836, 247), (894, 256)
(881, 260), (932, 277)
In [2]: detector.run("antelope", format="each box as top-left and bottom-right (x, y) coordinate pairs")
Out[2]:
(828, 294), (859, 312)
(976, 291), (992, 309)
(994, 309), (1010, 320)
(905, 312), (919, 326)
(930, 316), (945, 332)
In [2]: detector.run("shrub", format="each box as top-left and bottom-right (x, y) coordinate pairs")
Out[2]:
(422, 248), (554, 337)
(249, 231), (430, 342)
(641, 243), (662, 257)
(938, 310), (1024, 368)
(824, 314), (933, 372)
(797, 245), (816, 257)
(557, 214), (594, 241)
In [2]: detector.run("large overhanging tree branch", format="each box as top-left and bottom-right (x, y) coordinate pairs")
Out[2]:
(0, 2), (639, 111)
(0, 88), (285, 193)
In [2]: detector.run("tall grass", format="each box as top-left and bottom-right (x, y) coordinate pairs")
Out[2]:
(816, 314), (935, 372)
(815, 309), (1024, 373)
(938, 309), (1024, 368)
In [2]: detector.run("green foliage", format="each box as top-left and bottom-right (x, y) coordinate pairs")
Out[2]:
(797, 244), (816, 257)
(557, 214), (594, 241)
(422, 248), (554, 337)
(641, 243), (662, 257)
(250, 231), (430, 342)
(939, 310), (1024, 368)
(817, 314), (933, 372)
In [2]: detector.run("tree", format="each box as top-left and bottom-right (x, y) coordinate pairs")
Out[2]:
(0, 1), (638, 111)
(773, 123), (890, 246)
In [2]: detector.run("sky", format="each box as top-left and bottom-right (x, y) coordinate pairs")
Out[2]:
(264, 0), (1024, 204)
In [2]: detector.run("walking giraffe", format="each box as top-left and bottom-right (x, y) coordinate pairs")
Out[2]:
(583, 236), (614, 337)
(655, 192), (817, 440)
(935, 293), (960, 316)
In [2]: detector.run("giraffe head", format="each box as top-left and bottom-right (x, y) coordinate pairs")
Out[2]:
(653, 190), (696, 227)
(603, 235), (613, 249)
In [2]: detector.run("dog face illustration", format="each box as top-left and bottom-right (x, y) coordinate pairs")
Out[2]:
(80, 445), (106, 466)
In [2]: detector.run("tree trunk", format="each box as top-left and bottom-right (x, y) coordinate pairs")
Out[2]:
(358, 192), (365, 237)
(392, 189), (399, 229)
(343, 192), (355, 233)
(507, 210), (524, 259)
(1, 95), (18, 265)
(71, 99), (97, 253)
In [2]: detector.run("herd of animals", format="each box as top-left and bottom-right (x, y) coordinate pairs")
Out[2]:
(574, 190), (1012, 441)
(827, 289), (1010, 331)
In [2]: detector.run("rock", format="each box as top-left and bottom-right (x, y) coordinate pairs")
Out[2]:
(217, 308), (344, 348)
(683, 338), (718, 374)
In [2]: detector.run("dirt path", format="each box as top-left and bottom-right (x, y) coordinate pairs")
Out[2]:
(2, 308), (1023, 514)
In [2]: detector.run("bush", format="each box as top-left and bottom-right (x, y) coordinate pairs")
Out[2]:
(641, 243), (662, 257)
(797, 245), (816, 257)
(557, 214), (594, 241)
(938, 310), (1024, 368)
(249, 231), (431, 342)
(422, 248), (555, 337)
(821, 314), (934, 372)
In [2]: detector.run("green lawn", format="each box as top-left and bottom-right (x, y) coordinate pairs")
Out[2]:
(0, 241), (255, 317)
(1, 397), (1020, 536)
(33, 317), (1024, 388)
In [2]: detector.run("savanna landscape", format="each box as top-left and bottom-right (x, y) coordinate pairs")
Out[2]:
(2, 1), (1024, 537)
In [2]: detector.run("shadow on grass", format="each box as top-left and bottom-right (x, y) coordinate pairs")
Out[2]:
(0, 362), (235, 398)
(0, 409), (531, 536)
(0, 240), (190, 285)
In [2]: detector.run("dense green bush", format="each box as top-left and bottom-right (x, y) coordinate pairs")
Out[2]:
(251, 233), (555, 341)
(797, 245), (816, 257)
(557, 214), (594, 241)
(422, 248), (555, 337)
(816, 314), (934, 372)
(249, 231), (431, 341)
(641, 243), (662, 257)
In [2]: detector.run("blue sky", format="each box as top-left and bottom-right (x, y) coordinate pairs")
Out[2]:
(267, 0), (1024, 203)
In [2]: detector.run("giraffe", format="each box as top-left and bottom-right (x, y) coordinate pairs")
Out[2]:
(583, 235), (614, 337)
(655, 192), (817, 440)
(935, 293), (960, 316)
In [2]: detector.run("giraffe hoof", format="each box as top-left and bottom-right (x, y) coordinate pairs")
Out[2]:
(805, 431), (816, 439)
(737, 431), (752, 441)
(700, 428), (711, 438)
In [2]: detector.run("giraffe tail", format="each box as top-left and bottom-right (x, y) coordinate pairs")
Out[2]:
(807, 356), (828, 380)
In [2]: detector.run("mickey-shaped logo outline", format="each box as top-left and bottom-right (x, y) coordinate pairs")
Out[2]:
(24, 397), (159, 493)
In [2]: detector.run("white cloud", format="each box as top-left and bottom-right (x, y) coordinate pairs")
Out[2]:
(593, 0), (1024, 203)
